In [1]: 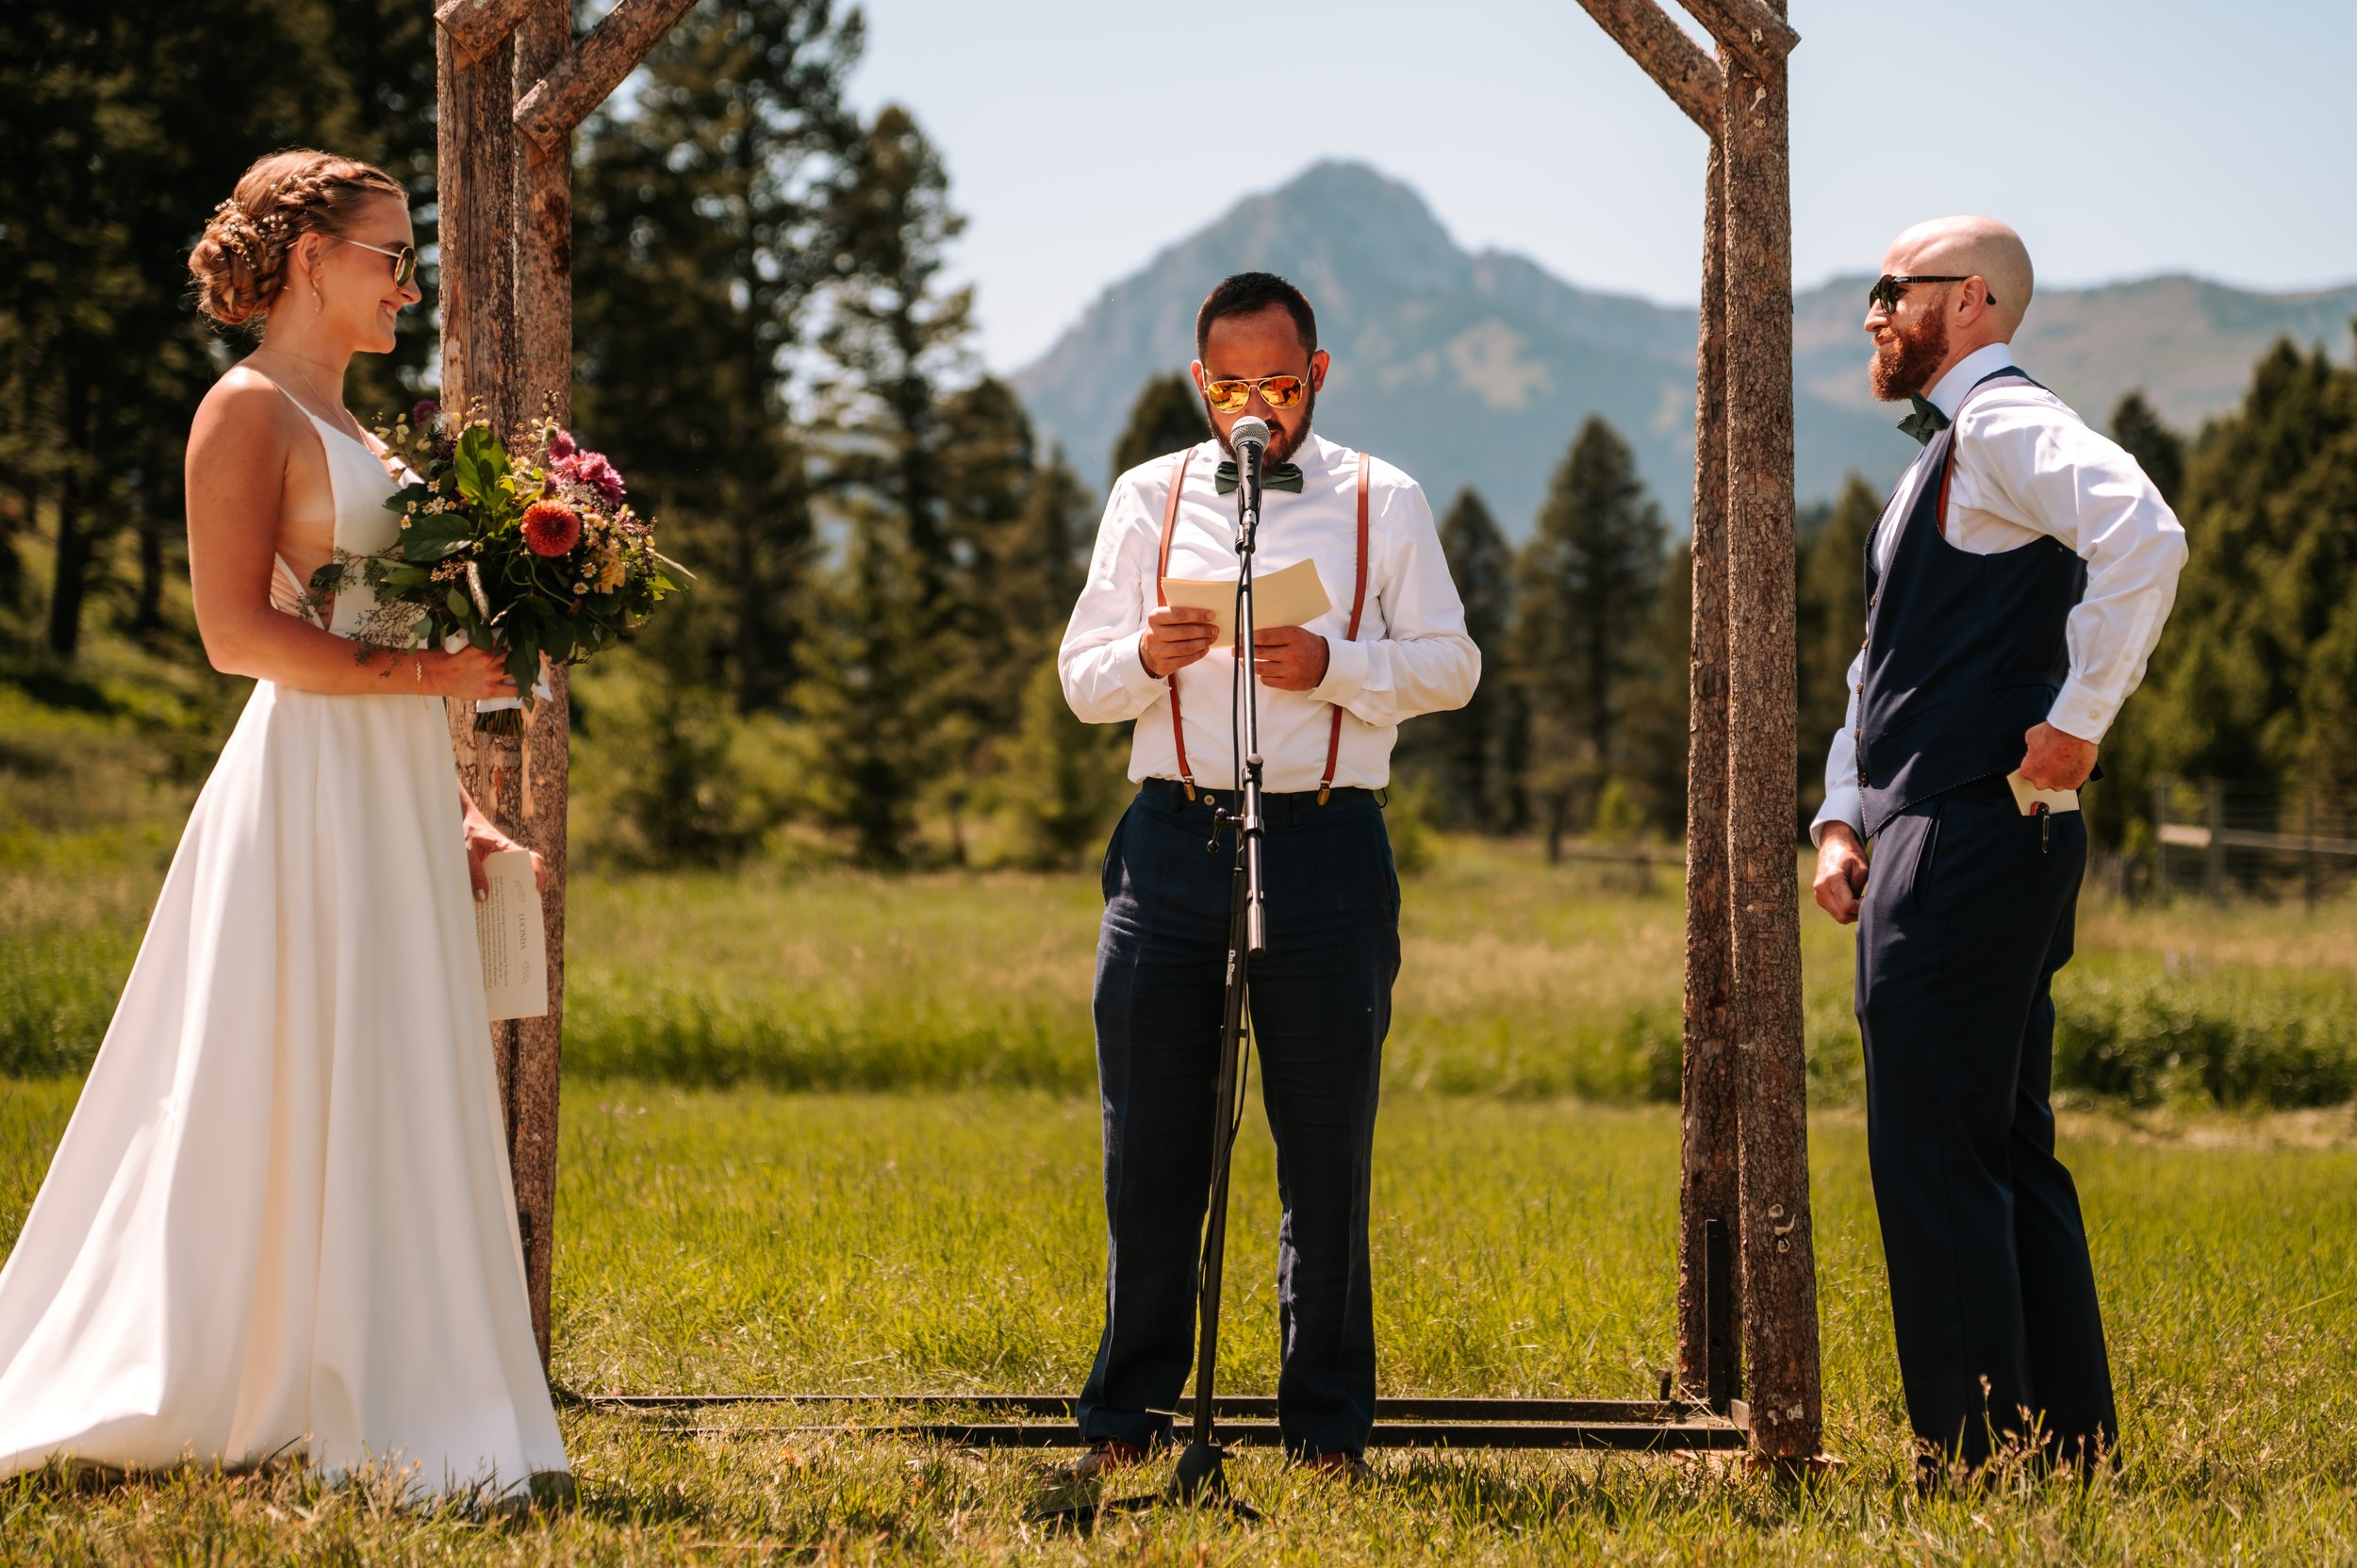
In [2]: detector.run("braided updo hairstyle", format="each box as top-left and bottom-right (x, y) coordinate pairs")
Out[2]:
(189, 149), (407, 328)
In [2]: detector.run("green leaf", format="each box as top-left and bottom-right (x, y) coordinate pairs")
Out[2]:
(447, 587), (470, 620)
(381, 481), (434, 516)
(505, 639), (539, 698)
(450, 425), (511, 508)
(401, 511), (471, 561)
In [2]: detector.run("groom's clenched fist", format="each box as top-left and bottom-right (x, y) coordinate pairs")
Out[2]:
(1813, 822), (1870, 926)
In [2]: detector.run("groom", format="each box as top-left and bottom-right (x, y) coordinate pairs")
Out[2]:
(1810, 217), (2186, 1477)
(1056, 272), (1478, 1476)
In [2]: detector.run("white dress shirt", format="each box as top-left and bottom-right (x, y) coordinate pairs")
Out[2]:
(1060, 432), (1480, 793)
(1813, 342), (2189, 844)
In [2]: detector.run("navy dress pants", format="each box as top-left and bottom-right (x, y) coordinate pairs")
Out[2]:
(1858, 775), (2118, 1469)
(1076, 782), (1400, 1459)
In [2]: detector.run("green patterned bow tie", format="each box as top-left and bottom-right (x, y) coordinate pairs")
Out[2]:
(1215, 460), (1304, 496)
(1897, 394), (1951, 446)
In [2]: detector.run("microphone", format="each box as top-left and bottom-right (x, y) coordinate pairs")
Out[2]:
(1229, 415), (1270, 472)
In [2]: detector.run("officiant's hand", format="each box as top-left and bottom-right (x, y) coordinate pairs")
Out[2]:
(1813, 822), (1870, 926)
(2019, 721), (2098, 792)
(1140, 605), (1218, 678)
(1252, 626), (1330, 691)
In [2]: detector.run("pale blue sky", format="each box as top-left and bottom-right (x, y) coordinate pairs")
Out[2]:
(842, 0), (2357, 371)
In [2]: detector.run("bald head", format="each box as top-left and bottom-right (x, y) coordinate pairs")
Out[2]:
(1883, 216), (2035, 337)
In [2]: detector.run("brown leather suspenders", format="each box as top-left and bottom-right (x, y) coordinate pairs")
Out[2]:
(1154, 449), (1370, 803)
(1153, 450), (1198, 796)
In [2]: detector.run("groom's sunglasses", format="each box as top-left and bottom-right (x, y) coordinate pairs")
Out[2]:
(1203, 373), (1309, 414)
(1868, 273), (1993, 312)
(339, 237), (420, 289)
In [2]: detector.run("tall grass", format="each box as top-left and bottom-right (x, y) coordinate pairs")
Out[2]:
(9, 840), (2355, 1108)
(5, 1080), (2353, 1563)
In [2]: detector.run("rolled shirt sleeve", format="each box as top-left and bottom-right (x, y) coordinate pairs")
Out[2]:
(1952, 398), (2189, 745)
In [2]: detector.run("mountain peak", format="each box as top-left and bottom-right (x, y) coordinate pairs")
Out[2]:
(1014, 163), (2357, 533)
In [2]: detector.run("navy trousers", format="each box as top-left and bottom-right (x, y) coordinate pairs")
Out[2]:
(1858, 775), (2118, 1469)
(1076, 781), (1400, 1459)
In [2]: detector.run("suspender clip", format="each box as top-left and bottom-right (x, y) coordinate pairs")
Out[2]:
(1316, 784), (1331, 806)
(1179, 777), (1196, 802)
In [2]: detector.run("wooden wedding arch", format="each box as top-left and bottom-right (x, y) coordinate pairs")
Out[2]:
(435, 0), (1823, 1466)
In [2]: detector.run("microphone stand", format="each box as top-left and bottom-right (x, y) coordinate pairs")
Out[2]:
(1166, 435), (1267, 1514)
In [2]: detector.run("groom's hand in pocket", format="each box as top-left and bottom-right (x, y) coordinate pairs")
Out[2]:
(1813, 822), (1869, 925)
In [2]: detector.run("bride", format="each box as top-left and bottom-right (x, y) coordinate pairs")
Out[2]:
(0, 150), (569, 1500)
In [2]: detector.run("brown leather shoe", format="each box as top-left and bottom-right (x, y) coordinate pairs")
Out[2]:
(1050, 1439), (1148, 1485)
(1304, 1450), (1373, 1485)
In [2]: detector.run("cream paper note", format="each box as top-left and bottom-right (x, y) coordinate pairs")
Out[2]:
(1160, 557), (1333, 649)
(474, 848), (549, 1021)
(2005, 770), (2080, 817)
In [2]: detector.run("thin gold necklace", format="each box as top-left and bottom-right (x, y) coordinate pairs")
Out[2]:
(255, 349), (366, 440)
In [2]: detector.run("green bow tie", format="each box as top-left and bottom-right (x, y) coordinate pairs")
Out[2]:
(1897, 394), (1951, 446)
(1215, 460), (1304, 496)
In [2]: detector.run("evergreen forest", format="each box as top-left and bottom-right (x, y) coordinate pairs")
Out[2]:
(4, 0), (2351, 884)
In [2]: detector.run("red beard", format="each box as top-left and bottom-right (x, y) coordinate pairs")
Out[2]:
(1871, 307), (1951, 402)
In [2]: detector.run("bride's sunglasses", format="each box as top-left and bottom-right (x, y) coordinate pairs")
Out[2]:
(1203, 373), (1309, 414)
(338, 237), (420, 289)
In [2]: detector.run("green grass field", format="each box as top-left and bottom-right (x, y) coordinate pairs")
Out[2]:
(7, 853), (2357, 1561)
(5, 668), (2357, 1560)
(4, 1080), (2354, 1562)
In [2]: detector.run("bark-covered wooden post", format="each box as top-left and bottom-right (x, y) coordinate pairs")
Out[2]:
(1700, 0), (1821, 1462)
(434, 0), (700, 1368)
(1574, 0), (1821, 1461)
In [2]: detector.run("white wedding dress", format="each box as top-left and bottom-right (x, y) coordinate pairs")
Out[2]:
(0, 387), (568, 1498)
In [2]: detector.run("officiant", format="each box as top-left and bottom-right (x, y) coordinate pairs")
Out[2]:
(1056, 272), (1479, 1477)
(1808, 217), (2187, 1478)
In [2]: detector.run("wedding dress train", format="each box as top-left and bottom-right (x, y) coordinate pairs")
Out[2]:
(0, 388), (568, 1496)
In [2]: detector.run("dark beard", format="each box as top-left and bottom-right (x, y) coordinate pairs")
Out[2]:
(1210, 382), (1316, 465)
(1871, 307), (1950, 401)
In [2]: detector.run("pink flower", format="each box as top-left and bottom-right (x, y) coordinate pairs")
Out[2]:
(409, 398), (440, 429)
(555, 450), (626, 509)
(521, 500), (582, 557)
(546, 428), (576, 462)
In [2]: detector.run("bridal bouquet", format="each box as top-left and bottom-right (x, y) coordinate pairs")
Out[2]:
(315, 401), (686, 734)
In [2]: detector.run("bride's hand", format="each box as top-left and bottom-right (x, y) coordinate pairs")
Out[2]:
(462, 817), (547, 901)
(417, 646), (519, 701)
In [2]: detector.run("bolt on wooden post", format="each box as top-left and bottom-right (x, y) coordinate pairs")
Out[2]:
(433, 0), (700, 1369)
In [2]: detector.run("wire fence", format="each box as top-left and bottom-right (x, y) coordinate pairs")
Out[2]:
(2150, 779), (2357, 907)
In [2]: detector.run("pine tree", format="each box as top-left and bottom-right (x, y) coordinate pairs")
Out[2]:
(816, 103), (972, 628)
(799, 102), (979, 863)
(981, 654), (1130, 869)
(1510, 417), (1667, 859)
(2108, 390), (2186, 507)
(1395, 487), (1515, 830)
(2122, 336), (2357, 848)
(1793, 473), (1881, 826)
(1618, 537), (1692, 836)
(1109, 372), (1211, 478)
(0, 0), (397, 659)
(573, 0), (864, 715)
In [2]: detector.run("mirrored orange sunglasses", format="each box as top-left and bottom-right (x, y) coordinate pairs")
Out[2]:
(1203, 373), (1309, 414)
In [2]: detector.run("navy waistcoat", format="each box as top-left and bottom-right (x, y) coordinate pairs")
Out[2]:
(1856, 371), (2087, 838)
